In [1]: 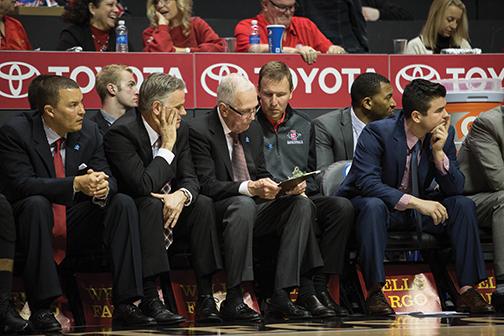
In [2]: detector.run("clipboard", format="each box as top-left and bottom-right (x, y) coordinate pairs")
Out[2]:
(277, 170), (321, 193)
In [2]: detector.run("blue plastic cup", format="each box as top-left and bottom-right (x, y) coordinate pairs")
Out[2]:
(267, 24), (285, 53)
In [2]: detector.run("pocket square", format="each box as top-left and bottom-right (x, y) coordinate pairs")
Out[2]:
(78, 163), (88, 171)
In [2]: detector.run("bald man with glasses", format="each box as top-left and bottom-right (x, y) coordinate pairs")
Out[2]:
(189, 74), (323, 321)
(234, 0), (345, 64)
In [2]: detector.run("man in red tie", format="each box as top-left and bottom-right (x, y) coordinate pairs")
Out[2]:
(0, 75), (152, 331)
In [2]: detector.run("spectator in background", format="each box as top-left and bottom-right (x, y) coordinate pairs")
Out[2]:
(92, 64), (138, 134)
(297, 0), (368, 54)
(57, 0), (133, 51)
(0, 0), (32, 50)
(234, 0), (345, 64)
(406, 0), (470, 54)
(361, 0), (413, 21)
(143, 0), (225, 52)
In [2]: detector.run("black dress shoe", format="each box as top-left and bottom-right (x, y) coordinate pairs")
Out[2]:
(0, 301), (29, 333)
(113, 303), (157, 327)
(297, 294), (336, 318)
(220, 300), (261, 322)
(492, 291), (504, 313)
(365, 291), (395, 316)
(268, 297), (312, 320)
(195, 295), (222, 323)
(316, 291), (349, 316)
(139, 298), (185, 325)
(456, 288), (495, 314)
(29, 309), (61, 332)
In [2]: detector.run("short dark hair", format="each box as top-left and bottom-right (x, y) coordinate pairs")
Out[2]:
(63, 0), (104, 25)
(402, 79), (446, 119)
(138, 73), (185, 114)
(350, 72), (391, 108)
(28, 74), (55, 110)
(37, 76), (80, 113)
(258, 61), (293, 91)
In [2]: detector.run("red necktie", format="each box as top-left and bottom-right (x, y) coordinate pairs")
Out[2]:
(52, 138), (66, 264)
(230, 132), (251, 182)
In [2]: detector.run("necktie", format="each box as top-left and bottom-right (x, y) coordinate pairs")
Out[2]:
(409, 141), (422, 245)
(230, 132), (250, 182)
(52, 138), (66, 264)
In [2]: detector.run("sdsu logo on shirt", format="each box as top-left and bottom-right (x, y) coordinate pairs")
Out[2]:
(287, 130), (304, 145)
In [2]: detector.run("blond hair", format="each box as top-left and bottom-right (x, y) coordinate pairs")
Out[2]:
(95, 64), (132, 103)
(420, 0), (469, 50)
(146, 0), (193, 37)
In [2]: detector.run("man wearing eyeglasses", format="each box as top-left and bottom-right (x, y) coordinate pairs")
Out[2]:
(189, 73), (323, 321)
(234, 0), (345, 64)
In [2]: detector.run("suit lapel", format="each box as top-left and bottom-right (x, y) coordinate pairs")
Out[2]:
(65, 132), (82, 177)
(209, 110), (233, 179)
(135, 112), (155, 163)
(418, 135), (431, 191)
(32, 114), (56, 177)
(392, 115), (408, 188)
(340, 107), (354, 159)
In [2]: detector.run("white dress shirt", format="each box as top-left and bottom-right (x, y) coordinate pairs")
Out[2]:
(350, 107), (367, 151)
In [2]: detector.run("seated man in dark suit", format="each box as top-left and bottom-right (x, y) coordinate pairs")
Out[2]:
(104, 73), (223, 324)
(0, 75), (151, 331)
(338, 78), (494, 315)
(91, 64), (138, 134)
(189, 73), (323, 321)
(458, 105), (504, 311)
(309, 72), (396, 171)
(0, 194), (29, 334)
(256, 61), (352, 317)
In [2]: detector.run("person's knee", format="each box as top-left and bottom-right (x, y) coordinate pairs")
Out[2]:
(359, 197), (388, 214)
(445, 195), (475, 213)
(192, 194), (213, 211)
(109, 192), (135, 209)
(225, 196), (256, 229)
(22, 195), (52, 213)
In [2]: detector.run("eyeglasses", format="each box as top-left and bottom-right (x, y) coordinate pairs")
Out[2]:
(225, 103), (259, 118)
(268, 0), (297, 13)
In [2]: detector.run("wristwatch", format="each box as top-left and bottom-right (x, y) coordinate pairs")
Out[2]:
(180, 188), (191, 205)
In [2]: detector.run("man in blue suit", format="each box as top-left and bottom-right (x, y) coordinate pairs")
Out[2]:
(338, 79), (493, 315)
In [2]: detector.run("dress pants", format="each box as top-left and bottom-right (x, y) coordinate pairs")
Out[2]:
(13, 193), (143, 306)
(310, 195), (353, 275)
(135, 194), (222, 279)
(468, 190), (504, 277)
(215, 194), (323, 291)
(352, 195), (487, 288)
(0, 194), (15, 250)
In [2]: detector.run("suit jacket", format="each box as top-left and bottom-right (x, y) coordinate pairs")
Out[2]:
(104, 109), (199, 198)
(89, 111), (111, 135)
(0, 111), (116, 205)
(308, 107), (354, 172)
(338, 112), (464, 209)
(189, 108), (272, 201)
(458, 106), (504, 194)
(57, 23), (134, 51)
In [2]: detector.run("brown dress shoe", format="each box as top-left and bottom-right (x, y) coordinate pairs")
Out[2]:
(456, 288), (495, 314)
(365, 291), (395, 316)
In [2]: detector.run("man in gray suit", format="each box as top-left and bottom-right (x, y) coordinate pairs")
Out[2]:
(458, 105), (504, 312)
(308, 72), (396, 171)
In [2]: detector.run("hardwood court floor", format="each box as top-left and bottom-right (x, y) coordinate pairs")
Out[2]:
(63, 315), (504, 335)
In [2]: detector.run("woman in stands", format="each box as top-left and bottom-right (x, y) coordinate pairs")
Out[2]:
(0, 0), (31, 50)
(406, 0), (471, 54)
(143, 0), (225, 52)
(57, 0), (129, 51)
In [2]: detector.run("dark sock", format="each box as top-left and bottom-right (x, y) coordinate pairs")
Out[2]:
(313, 273), (328, 295)
(272, 288), (290, 303)
(196, 274), (213, 297)
(225, 285), (243, 305)
(143, 276), (159, 300)
(298, 276), (315, 299)
(31, 298), (53, 312)
(0, 237), (14, 294)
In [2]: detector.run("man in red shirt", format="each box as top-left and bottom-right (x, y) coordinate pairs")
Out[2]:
(234, 0), (345, 64)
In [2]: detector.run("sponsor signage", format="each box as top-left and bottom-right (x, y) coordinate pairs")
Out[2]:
(0, 52), (501, 110)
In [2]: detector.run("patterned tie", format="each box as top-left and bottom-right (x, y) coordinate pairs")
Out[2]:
(52, 138), (66, 264)
(230, 132), (250, 182)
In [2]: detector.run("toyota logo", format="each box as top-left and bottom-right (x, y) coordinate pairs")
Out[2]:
(395, 64), (441, 93)
(201, 63), (249, 97)
(0, 61), (40, 99)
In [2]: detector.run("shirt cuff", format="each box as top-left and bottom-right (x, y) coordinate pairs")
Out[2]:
(179, 188), (193, 206)
(156, 148), (175, 165)
(92, 194), (108, 208)
(434, 153), (449, 175)
(395, 193), (411, 211)
(239, 181), (253, 197)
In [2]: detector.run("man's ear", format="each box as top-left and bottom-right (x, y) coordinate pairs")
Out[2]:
(361, 97), (372, 110)
(152, 100), (162, 116)
(44, 105), (54, 118)
(411, 110), (422, 124)
(218, 102), (228, 117)
(106, 83), (117, 97)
